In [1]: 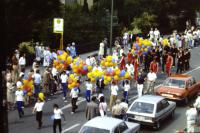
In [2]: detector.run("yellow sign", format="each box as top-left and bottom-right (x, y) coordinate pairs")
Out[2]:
(53, 18), (64, 33)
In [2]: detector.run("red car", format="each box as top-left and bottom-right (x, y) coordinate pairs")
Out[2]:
(156, 74), (200, 104)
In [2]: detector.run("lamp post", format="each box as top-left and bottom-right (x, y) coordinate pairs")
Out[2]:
(109, 0), (113, 54)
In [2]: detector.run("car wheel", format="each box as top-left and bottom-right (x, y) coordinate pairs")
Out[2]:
(184, 97), (189, 104)
(170, 110), (175, 119)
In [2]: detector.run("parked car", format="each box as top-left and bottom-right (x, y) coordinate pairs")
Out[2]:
(127, 95), (176, 129)
(155, 74), (200, 104)
(79, 116), (140, 133)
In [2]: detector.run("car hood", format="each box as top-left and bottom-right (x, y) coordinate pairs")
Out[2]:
(157, 86), (186, 96)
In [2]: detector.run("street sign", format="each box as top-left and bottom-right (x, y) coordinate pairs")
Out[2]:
(53, 18), (64, 33)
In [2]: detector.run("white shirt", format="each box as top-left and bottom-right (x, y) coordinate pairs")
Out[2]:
(34, 102), (44, 112)
(54, 109), (63, 119)
(70, 88), (79, 98)
(126, 64), (134, 75)
(15, 90), (24, 101)
(147, 72), (157, 81)
(120, 49), (124, 57)
(52, 67), (58, 77)
(124, 84), (130, 92)
(99, 102), (107, 111)
(111, 85), (118, 96)
(60, 74), (68, 83)
(85, 58), (91, 66)
(186, 108), (197, 123)
(18, 57), (26, 65)
(33, 73), (42, 84)
(194, 96), (200, 109)
(154, 30), (160, 39)
(86, 82), (93, 91)
(149, 30), (154, 39)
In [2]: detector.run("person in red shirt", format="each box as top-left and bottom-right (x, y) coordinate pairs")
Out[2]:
(149, 58), (159, 74)
(134, 55), (139, 81)
(119, 53), (126, 70)
(166, 52), (173, 76)
(127, 49), (133, 64)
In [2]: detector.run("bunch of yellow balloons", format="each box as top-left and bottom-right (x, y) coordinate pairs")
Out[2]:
(22, 76), (34, 96)
(162, 38), (169, 46)
(68, 74), (79, 89)
(100, 55), (117, 68)
(72, 59), (92, 75)
(87, 69), (104, 82)
(53, 50), (73, 71)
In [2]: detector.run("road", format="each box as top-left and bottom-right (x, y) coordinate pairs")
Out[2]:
(8, 46), (200, 133)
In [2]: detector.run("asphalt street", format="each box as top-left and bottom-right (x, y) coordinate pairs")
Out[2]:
(8, 46), (200, 133)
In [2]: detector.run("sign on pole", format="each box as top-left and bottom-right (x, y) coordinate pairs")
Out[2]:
(53, 18), (64, 33)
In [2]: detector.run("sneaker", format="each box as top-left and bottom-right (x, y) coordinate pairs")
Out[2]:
(64, 100), (67, 102)
(71, 112), (74, 114)
(22, 106), (24, 109)
(48, 99), (51, 101)
(63, 97), (66, 100)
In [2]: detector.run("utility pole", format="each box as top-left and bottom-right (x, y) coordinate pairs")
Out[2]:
(109, 0), (113, 54)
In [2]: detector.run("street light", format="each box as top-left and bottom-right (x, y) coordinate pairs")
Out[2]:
(109, 0), (113, 54)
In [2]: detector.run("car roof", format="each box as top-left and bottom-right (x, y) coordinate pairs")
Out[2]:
(134, 95), (164, 104)
(169, 74), (192, 81)
(82, 116), (122, 130)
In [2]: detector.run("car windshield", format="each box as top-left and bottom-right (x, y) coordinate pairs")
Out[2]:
(163, 78), (185, 88)
(79, 126), (110, 133)
(130, 102), (154, 114)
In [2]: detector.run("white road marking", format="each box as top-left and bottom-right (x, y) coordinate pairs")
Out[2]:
(185, 66), (200, 74)
(62, 123), (80, 133)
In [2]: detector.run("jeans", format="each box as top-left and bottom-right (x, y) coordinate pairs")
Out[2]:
(71, 97), (78, 113)
(123, 91), (128, 103)
(16, 101), (24, 118)
(61, 83), (67, 98)
(85, 90), (91, 102)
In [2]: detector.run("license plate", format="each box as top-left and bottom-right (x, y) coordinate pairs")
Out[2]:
(161, 93), (173, 98)
(135, 115), (145, 121)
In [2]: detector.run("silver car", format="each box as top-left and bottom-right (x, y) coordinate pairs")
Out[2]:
(79, 116), (140, 133)
(127, 95), (176, 129)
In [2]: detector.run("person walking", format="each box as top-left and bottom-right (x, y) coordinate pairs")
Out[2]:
(85, 96), (99, 120)
(99, 96), (107, 117)
(149, 58), (159, 74)
(123, 80), (130, 103)
(176, 50), (184, 74)
(32, 98), (45, 129)
(32, 69), (42, 98)
(109, 81), (119, 111)
(85, 79), (93, 102)
(60, 71), (68, 102)
(18, 54), (26, 72)
(15, 84), (24, 118)
(161, 50), (167, 73)
(166, 52), (173, 76)
(194, 93), (200, 126)
(136, 70), (146, 97)
(53, 104), (66, 133)
(70, 87), (79, 114)
(112, 99), (122, 119)
(146, 69), (157, 94)
(186, 104), (198, 133)
(42, 67), (51, 101)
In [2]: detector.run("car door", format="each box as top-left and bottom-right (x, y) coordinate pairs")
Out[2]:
(187, 78), (197, 97)
(155, 102), (164, 121)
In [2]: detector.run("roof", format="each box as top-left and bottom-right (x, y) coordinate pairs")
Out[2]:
(170, 74), (192, 81)
(135, 95), (164, 104)
(83, 116), (122, 130)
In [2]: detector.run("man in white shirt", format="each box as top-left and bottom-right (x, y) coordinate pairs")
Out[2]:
(15, 86), (24, 118)
(60, 71), (68, 102)
(18, 54), (26, 72)
(85, 56), (91, 66)
(194, 93), (200, 126)
(109, 82), (119, 111)
(154, 28), (160, 42)
(70, 87), (79, 114)
(85, 79), (93, 102)
(149, 28), (154, 41)
(186, 104), (198, 133)
(32, 98), (45, 129)
(146, 69), (157, 94)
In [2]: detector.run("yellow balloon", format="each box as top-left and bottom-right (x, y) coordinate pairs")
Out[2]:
(87, 73), (92, 78)
(69, 74), (75, 79)
(87, 66), (92, 71)
(67, 56), (72, 64)
(114, 75), (119, 81)
(125, 73), (130, 79)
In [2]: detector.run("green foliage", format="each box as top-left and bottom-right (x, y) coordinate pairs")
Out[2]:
(131, 12), (157, 33)
(19, 42), (35, 55)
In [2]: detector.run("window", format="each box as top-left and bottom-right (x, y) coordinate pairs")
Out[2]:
(156, 102), (163, 113)
(118, 122), (128, 133)
(114, 127), (120, 133)
(130, 102), (154, 114)
(79, 126), (109, 133)
(161, 99), (169, 109)
(163, 78), (185, 88)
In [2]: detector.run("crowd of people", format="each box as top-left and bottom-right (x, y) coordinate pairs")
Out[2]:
(4, 23), (200, 132)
